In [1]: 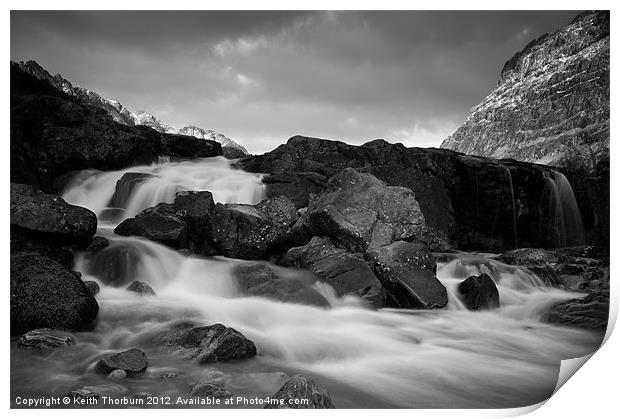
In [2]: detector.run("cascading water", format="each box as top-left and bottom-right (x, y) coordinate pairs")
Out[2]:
(542, 171), (586, 247)
(10, 158), (602, 408)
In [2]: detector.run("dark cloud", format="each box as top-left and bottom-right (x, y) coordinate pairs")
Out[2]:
(11, 10), (580, 153)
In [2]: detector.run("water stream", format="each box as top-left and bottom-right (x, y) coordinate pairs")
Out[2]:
(10, 157), (601, 408)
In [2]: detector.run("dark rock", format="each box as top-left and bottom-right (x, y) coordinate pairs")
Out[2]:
(366, 241), (447, 309)
(189, 382), (232, 398)
(173, 190), (215, 251)
(16, 328), (76, 349)
(161, 323), (257, 364)
(114, 203), (187, 248)
(234, 263), (328, 306)
(498, 248), (562, 265)
(10, 253), (99, 335)
(458, 274), (500, 310)
(108, 369), (128, 380)
(126, 281), (156, 296)
(161, 133), (222, 158)
(86, 236), (110, 253)
(292, 168), (432, 252)
(10, 230), (74, 267)
(11, 183), (97, 243)
(264, 375), (335, 409)
(287, 236), (385, 307)
(95, 348), (148, 375)
(260, 172), (327, 209)
(109, 173), (154, 208)
(256, 195), (299, 228)
(83, 281), (100, 296)
(545, 289), (609, 332)
(85, 241), (145, 286)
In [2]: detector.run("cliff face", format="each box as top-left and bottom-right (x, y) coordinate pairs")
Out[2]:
(441, 11), (609, 166)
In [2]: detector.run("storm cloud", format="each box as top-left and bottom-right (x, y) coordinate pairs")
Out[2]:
(11, 10), (579, 153)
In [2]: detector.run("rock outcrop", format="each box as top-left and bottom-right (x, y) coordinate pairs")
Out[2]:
(10, 253), (99, 335)
(114, 203), (188, 248)
(458, 274), (500, 311)
(239, 135), (587, 250)
(441, 11), (609, 166)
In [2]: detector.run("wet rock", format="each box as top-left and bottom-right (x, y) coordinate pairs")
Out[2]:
(498, 248), (562, 265)
(546, 289), (609, 332)
(365, 241), (447, 309)
(11, 183), (97, 243)
(85, 236), (110, 253)
(86, 242), (144, 286)
(114, 203), (187, 249)
(10, 253), (98, 335)
(95, 348), (148, 375)
(109, 173), (154, 208)
(234, 263), (328, 306)
(10, 230), (74, 267)
(287, 236), (385, 307)
(292, 168), (443, 252)
(173, 191), (216, 251)
(161, 324), (257, 364)
(256, 195), (299, 228)
(84, 281), (100, 296)
(16, 328), (76, 349)
(189, 382), (232, 398)
(126, 281), (156, 296)
(108, 369), (127, 380)
(458, 274), (500, 310)
(264, 374), (335, 409)
(261, 172), (327, 209)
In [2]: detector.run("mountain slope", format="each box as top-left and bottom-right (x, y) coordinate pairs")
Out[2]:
(441, 11), (609, 166)
(14, 60), (248, 156)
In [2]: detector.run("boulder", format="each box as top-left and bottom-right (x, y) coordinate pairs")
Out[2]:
(292, 168), (443, 252)
(95, 348), (148, 375)
(16, 328), (76, 349)
(10, 230), (74, 267)
(287, 236), (385, 307)
(545, 289), (609, 332)
(10, 252), (99, 335)
(160, 323), (257, 364)
(173, 190), (216, 252)
(114, 203), (187, 248)
(366, 241), (447, 309)
(234, 263), (328, 306)
(85, 236), (110, 253)
(260, 172), (327, 209)
(10, 183), (97, 243)
(126, 281), (156, 296)
(189, 382), (232, 398)
(458, 274), (500, 310)
(84, 281), (100, 296)
(256, 195), (299, 228)
(498, 248), (562, 265)
(207, 198), (294, 259)
(264, 374), (335, 409)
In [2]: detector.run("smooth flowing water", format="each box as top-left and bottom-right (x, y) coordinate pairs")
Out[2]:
(11, 158), (601, 408)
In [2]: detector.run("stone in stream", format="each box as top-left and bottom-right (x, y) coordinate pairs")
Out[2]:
(114, 203), (188, 249)
(95, 348), (148, 375)
(365, 241), (447, 309)
(107, 369), (128, 380)
(287, 236), (385, 307)
(160, 323), (257, 364)
(234, 262), (328, 307)
(85, 236), (110, 253)
(10, 183), (97, 244)
(16, 328), (76, 349)
(189, 382), (232, 398)
(84, 281), (100, 296)
(458, 274), (500, 311)
(264, 374), (335, 409)
(126, 281), (156, 296)
(10, 252), (99, 335)
(545, 288), (609, 332)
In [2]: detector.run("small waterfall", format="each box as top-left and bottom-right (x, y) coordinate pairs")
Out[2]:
(542, 171), (586, 247)
(502, 166), (518, 249)
(62, 156), (266, 224)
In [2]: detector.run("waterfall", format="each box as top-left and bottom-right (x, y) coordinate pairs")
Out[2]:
(62, 156), (266, 225)
(502, 166), (518, 249)
(542, 171), (586, 247)
(12, 158), (601, 408)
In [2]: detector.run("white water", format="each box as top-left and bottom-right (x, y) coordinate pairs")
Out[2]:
(542, 170), (586, 247)
(11, 158), (601, 408)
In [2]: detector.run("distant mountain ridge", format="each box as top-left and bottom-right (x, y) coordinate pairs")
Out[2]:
(13, 60), (248, 156)
(441, 11), (609, 166)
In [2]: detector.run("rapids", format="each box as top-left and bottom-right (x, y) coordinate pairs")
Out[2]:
(11, 157), (602, 409)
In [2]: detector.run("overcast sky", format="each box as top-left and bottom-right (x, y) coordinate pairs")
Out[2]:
(11, 10), (580, 154)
